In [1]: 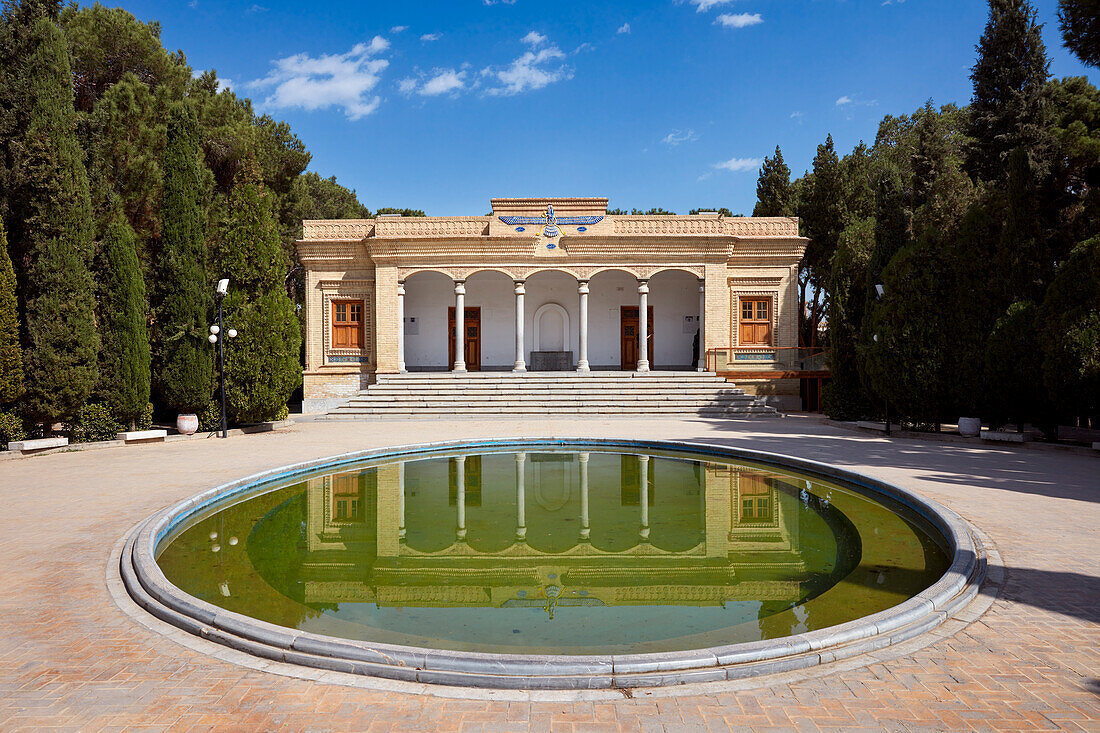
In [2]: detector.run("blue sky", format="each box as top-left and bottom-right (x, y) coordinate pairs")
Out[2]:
(117, 0), (1096, 216)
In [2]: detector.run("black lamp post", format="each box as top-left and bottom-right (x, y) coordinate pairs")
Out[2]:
(875, 283), (890, 436)
(209, 279), (237, 439)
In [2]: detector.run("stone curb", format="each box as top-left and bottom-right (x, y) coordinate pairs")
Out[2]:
(824, 419), (1100, 457)
(122, 437), (987, 690)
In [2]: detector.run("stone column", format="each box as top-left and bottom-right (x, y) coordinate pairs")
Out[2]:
(513, 280), (526, 372)
(579, 452), (590, 540)
(398, 461), (406, 541)
(453, 281), (466, 373)
(455, 456), (467, 541)
(637, 279), (650, 372)
(397, 281), (407, 373)
(639, 455), (650, 540)
(515, 452), (527, 541)
(577, 280), (590, 372)
(697, 279), (706, 372)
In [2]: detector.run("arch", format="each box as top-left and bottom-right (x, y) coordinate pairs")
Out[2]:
(585, 265), (644, 280)
(402, 268), (455, 286)
(533, 303), (569, 351)
(403, 270), (455, 370)
(648, 269), (702, 371)
(648, 266), (703, 280)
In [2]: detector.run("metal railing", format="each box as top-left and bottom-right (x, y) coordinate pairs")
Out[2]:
(706, 346), (829, 374)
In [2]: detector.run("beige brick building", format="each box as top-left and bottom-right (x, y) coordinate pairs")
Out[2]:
(297, 197), (810, 413)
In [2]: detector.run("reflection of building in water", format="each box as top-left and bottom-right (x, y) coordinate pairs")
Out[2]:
(298, 453), (808, 611)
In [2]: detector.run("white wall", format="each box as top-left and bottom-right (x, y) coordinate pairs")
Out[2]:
(649, 270), (701, 369)
(587, 270), (639, 369)
(465, 271), (515, 369)
(403, 268), (701, 371)
(404, 271), (452, 369)
(523, 271), (580, 365)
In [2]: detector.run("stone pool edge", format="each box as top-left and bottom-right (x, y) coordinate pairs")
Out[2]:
(120, 437), (988, 690)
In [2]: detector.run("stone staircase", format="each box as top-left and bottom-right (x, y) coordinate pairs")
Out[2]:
(323, 371), (778, 418)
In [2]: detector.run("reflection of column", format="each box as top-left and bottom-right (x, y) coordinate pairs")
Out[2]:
(513, 280), (526, 372)
(577, 280), (590, 372)
(579, 452), (590, 540)
(398, 461), (406, 541)
(515, 452), (527, 541)
(456, 455), (467, 541)
(697, 279), (706, 372)
(453, 281), (466, 372)
(637, 279), (650, 372)
(639, 455), (650, 540)
(397, 281), (407, 373)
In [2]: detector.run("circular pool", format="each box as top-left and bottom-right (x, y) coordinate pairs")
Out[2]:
(121, 439), (985, 688)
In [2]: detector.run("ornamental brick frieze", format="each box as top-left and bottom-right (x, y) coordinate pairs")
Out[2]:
(374, 217), (490, 238)
(724, 217), (801, 237)
(302, 220), (374, 240)
(297, 242), (367, 264)
(613, 217), (726, 235)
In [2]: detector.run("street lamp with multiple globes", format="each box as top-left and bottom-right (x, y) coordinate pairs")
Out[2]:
(209, 278), (238, 438)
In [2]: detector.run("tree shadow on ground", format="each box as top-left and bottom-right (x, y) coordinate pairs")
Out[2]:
(682, 418), (1100, 504)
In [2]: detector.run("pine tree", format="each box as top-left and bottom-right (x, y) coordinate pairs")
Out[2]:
(967, 0), (1052, 182)
(154, 103), (213, 414)
(8, 15), (99, 425)
(0, 220), (22, 404)
(1057, 0), (1100, 68)
(752, 146), (793, 217)
(95, 211), (150, 427)
(214, 160), (301, 423)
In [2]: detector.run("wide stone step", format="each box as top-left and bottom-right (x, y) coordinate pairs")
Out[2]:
(325, 406), (776, 417)
(357, 389), (748, 398)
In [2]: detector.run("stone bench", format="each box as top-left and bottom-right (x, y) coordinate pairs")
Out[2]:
(983, 431), (1030, 443)
(6, 437), (68, 453)
(116, 429), (168, 444)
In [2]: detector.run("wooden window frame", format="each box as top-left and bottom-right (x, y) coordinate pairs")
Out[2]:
(738, 296), (773, 347)
(331, 299), (364, 350)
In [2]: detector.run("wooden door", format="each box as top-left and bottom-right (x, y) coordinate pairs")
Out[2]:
(448, 307), (481, 371)
(620, 306), (654, 370)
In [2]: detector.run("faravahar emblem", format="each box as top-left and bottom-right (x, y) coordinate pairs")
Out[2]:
(499, 205), (603, 237)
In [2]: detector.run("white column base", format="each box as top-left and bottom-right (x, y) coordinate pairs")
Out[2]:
(453, 363), (467, 373)
(576, 360), (590, 372)
(513, 362), (527, 373)
(636, 360), (650, 373)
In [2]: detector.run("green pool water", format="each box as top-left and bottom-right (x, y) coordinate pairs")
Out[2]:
(156, 448), (949, 655)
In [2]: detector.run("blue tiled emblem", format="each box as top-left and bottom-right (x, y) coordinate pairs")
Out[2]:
(500, 205), (603, 238)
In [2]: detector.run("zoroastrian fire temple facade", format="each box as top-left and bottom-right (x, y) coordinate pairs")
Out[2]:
(297, 197), (808, 413)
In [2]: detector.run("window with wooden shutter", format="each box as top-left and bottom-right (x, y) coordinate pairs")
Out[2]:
(332, 299), (364, 349)
(739, 298), (772, 346)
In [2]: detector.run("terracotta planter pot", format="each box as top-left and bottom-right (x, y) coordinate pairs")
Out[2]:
(176, 413), (199, 435)
(957, 417), (981, 437)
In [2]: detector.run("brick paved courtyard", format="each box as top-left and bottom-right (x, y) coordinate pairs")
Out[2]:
(1, 415), (1097, 732)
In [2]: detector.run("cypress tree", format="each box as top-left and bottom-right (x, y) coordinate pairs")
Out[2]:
(95, 211), (150, 427)
(214, 160), (301, 423)
(0, 220), (22, 404)
(154, 103), (212, 414)
(752, 146), (793, 217)
(800, 135), (847, 345)
(8, 15), (99, 425)
(998, 146), (1047, 304)
(967, 0), (1052, 182)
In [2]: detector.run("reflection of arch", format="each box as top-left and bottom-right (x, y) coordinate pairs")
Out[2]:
(533, 303), (569, 351)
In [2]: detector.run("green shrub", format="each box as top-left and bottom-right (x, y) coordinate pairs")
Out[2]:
(822, 381), (870, 421)
(136, 403), (154, 431)
(0, 411), (27, 450)
(198, 398), (221, 432)
(70, 402), (123, 443)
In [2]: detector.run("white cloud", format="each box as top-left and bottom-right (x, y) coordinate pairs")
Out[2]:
(420, 33), (441, 42)
(483, 42), (572, 95)
(688, 0), (735, 11)
(397, 77), (417, 94)
(574, 42), (594, 54)
(419, 68), (466, 96)
(661, 129), (698, 146)
(790, 111), (804, 119)
(617, 22), (631, 34)
(835, 95), (852, 106)
(713, 156), (762, 173)
(521, 31), (547, 46)
(390, 25), (408, 33)
(715, 12), (762, 28)
(836, 94), (877, 107)
(251, 37), (390, 120)
(247, 4), (267, 12)
(483, 0), (517, 4)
